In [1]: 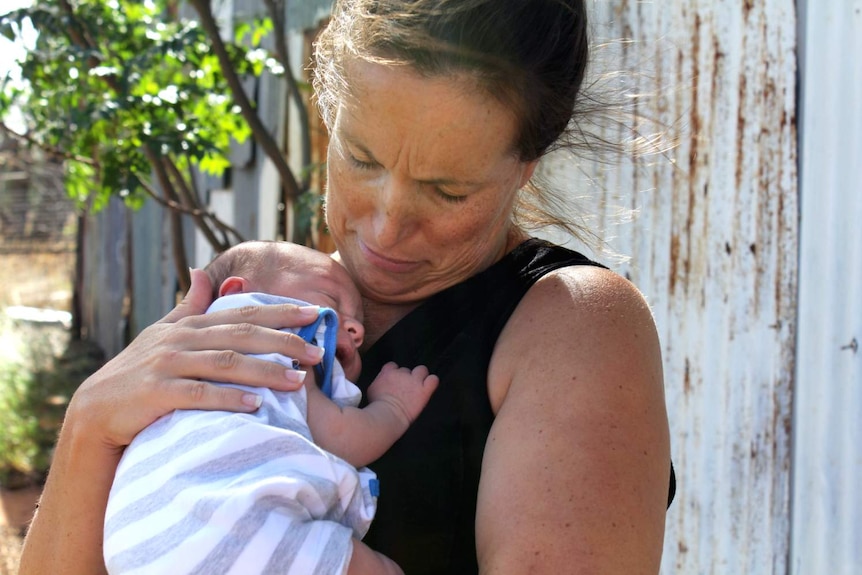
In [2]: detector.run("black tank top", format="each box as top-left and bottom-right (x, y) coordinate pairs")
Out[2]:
(356, 238), (675, 574)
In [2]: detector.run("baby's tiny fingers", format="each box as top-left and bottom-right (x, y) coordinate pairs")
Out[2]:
(411, 365), (430, 379)
(423, 374), (440, 391)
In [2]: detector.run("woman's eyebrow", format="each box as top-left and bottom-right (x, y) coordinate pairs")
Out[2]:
(342, 133), (378, 159)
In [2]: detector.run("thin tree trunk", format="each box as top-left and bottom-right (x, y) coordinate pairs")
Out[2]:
(189, 0), (302, 201)
(146, 147), (190, 293)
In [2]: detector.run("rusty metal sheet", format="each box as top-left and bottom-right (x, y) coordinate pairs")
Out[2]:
(541, 1), (798, 572)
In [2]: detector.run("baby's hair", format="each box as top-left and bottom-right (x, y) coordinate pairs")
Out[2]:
(204, 240), (285, 299)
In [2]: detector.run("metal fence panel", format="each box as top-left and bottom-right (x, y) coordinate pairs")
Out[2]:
(541, 1), (798, 572)
(791, 1), (862, 573)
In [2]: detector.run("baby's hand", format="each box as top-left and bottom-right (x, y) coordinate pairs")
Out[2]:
(367, 362), (438, 428)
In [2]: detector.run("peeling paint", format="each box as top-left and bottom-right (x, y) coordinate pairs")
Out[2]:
(542, 1), (798, 573)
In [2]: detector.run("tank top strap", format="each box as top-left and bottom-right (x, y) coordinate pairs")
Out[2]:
(359, 238), (604, 372)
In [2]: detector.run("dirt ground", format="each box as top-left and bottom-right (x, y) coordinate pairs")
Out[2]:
(0, 251), (75, 311)
(0, 249), (77, 573)
(0, 486), (40, 572)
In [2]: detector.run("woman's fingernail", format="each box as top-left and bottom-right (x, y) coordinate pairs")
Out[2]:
(286, 370), (307, 384)
(298, 305), (320, 317)
(306, 345), (325, 361)
(242, 393), (262, 408)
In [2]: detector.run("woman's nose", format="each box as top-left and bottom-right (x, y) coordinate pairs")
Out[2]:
(372, 175), (416, 247)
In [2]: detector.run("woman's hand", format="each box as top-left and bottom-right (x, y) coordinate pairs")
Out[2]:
(19, 268), (327, 575)
(68, 268), (326, 451)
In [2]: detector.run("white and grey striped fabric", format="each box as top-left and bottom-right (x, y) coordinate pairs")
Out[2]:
(103, 293), (377, 575)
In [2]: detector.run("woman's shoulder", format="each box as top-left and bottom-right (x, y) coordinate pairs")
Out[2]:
(528, 264), (654, 321)
(479, 261), (671, 573)
(501, 260), (659, 359)
(488, 263), (663, 413)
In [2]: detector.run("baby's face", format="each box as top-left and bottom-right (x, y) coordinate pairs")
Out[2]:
(268, 247), (365, 381)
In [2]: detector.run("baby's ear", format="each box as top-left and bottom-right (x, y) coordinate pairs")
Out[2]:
(219, 276), (249, 296)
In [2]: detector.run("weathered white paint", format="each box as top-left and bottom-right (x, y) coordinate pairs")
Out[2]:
(541, 1), (798, 572)
(258, 155), (280, 240)
(82, 196), (129, 359)
(193, 189), (234, 268)
(791, 1), (862, 574)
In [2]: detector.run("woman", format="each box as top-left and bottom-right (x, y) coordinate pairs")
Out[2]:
(20, 1), (673, 573)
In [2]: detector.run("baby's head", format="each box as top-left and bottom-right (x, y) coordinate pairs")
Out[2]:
(205, 241), (364, 380)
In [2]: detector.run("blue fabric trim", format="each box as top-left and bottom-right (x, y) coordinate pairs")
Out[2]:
(210, 294), (341, 398)
(295, 308), (339, 399)
(369, 478), (380, 497)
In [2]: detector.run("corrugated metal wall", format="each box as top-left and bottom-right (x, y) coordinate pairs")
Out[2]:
(792, 1), (862, 574)
(81, 196), (129, 360)
(542, 1), (798, 572)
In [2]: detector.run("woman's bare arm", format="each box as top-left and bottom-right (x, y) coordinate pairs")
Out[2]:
(19, 269), (324, 574)
(477, 266), (670, 574)
(19, 414), (121, 575)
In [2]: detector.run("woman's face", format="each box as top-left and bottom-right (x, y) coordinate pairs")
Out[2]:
(325, 60), (536, 304)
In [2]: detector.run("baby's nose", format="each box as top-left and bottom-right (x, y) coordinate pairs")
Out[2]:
(342, 317), (365, 348)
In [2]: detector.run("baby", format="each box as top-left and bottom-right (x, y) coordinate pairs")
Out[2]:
(103, 241), (438, 575)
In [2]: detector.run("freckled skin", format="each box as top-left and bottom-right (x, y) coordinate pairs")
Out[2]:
(324, 60), (536, 314)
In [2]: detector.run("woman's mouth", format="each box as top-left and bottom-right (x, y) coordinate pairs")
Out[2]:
(359, 240), (422, 273)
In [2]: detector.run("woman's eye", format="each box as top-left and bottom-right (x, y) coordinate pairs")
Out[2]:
(435, 188), (467, 204)
(349, 154), (378, 170)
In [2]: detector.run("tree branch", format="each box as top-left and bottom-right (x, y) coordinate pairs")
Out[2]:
(183, 155), (229, 245)
(188, 0), (301, 200)
(144, 145), (190, 292)
(56, 0), (121, 93)
(136, 176), (246, 245)
(161, 156), (228, 252)
(263, 0), (311, 189)
(0, 122), (99, 167)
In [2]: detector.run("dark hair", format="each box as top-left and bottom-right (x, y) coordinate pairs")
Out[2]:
(313, 0), (616, 244)
(204, 240), (283, 300)
(314, 0), (589, 162)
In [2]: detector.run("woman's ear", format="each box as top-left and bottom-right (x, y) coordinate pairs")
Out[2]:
(519, 159), (539, 188)
(218, 276), (249, 297)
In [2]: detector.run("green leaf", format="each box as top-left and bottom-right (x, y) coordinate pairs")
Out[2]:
(0, 21), (16, 42)
(8, 0), (302, 247)
(199, 153), (230, 176)
(234, 21), (250, 44)
(251, 17), (273, 47)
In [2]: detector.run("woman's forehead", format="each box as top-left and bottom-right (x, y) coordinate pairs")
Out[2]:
(340, 58), (510, 123)
(336, 60), (522, 176)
